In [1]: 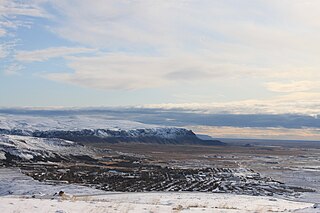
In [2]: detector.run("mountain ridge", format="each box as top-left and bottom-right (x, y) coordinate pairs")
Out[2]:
(0, 127), (225, 146)
(0, 114), (224, 145)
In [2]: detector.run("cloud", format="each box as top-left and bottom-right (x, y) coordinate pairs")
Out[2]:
(165, 69), (219, 81)
(0, 44), (8, 59)
(0, 40), (18, 59)
(0, 28), (5, 37)
(3, 0), (320, 117)
(0, 0), (49, 75)
(46, 0), (320, 58)
(27, 0), (319, 91)
(0, 0), (48, 37)
(3, 63), (23, 75)
(15, 47), (97, 62)
(0, 0), (47, 17)
(189, 125), (320, 141)
(42, 52), (272, 90)
(0, 40), (20, 74)
(43, 54), (166, 90)
(43, 54), (180, 90)
(144, 91), (320, 115)
(265, 81), (320, 93)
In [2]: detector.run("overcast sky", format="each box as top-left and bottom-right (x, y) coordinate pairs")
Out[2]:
(1, 1), (320, 139)
(0, 0), (319, 113)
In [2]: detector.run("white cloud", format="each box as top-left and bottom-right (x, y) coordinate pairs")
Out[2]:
(15, 47), (97, 62)
(0, 0), (47, 17)
(0, 40), (16, 59)
(43, 54), (194, 90)
(265, 81), (320, 93)
(4, 63), (23, 75)
(4, 0), (320, 115)
(33, 0), (320, 91)
(47, 0), (320, 57)
(43, 52), (270, 90)
(189, 125), (320, 141)
(144, 91), (320, 115)
(0, 28), (5, 37)
(0, 0), (49, 76)
(0, 45), (7, 59)
(0, 0), (47, 37)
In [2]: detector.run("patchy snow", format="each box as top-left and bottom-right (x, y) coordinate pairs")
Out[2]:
(0, 168), (318, 213)
(0, 134), (93, 161)
(0, 151), (6, 160)
(0, 168), (102, 196)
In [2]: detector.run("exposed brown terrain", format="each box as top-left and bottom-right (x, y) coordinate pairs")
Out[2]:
(85, 141), (320, 200)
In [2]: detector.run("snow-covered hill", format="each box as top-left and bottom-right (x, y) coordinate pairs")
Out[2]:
(0, 134), (94, 162)
(0, 168), (102, 196)
(0, 114), (224, 145)
(0, 114), (156, 131)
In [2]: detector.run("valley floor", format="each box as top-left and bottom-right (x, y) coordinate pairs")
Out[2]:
(0, 168), (318, 213)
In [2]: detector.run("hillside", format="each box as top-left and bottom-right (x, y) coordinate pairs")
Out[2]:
(0, 114), (224, 145)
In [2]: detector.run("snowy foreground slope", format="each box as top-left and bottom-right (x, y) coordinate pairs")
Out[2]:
(0, 134), (94, 161)
(0, 168), (102, 196)
(0, 168), (317, 213)
(1, 193), (317, 213)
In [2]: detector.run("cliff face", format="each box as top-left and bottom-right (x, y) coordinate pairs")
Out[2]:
(0, 128), (225, 146)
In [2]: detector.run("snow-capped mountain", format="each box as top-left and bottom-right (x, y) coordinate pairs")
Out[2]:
(0, 114), (156, 131)
(0, 128), (224, 145)
(0, 114), (224, 145)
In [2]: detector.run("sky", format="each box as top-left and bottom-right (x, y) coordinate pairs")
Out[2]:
(1, 0), (320, 140)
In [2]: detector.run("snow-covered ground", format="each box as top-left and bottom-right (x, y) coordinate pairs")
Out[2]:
(0, 168), (318, 213)
(1, 191), (318, 213)
(0, 168), (102, 196)
(0, 134), (93, 161)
